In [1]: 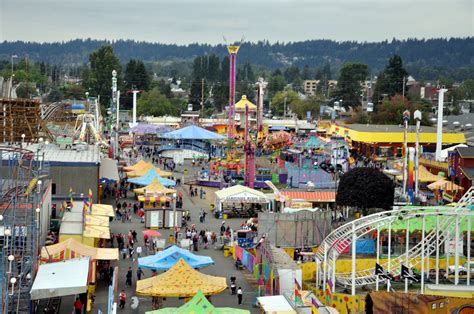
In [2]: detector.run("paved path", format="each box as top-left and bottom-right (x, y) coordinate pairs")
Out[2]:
(60, 160), (259, 313)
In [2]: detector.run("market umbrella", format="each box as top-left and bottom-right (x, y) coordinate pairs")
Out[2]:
(145, 290), (249, 314)
(142, 229), (162, 237)
(136, 258), (226, 297)
(138, 245), (214, 270)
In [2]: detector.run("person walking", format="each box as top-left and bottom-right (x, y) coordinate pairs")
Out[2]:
(119, 290), (126, 309)
(73, 297), (83, 314)
(137, 267), (145, 280)
(230, 277), (236, 295)
(136, 245), (142, 258)
(126, 267), (132, 287)
(237, 287), (243, 304)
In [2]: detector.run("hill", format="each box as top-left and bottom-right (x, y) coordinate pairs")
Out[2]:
(1, 38), (473, 80)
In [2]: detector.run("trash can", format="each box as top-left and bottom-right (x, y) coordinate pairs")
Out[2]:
(223, 214), (228, 220)
(223, 246), (230, 257)
(355, 212), (361, 219)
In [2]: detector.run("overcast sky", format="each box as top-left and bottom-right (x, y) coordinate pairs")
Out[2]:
(1, 0), (472, 44)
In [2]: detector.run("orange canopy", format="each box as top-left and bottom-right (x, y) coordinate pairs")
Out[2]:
(40, 238), (118, 262)
(124, 160), (148, 172)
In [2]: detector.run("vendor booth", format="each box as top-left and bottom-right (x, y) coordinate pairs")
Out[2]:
(30, 257), (90, 300)
(214, 185), (272, 218)
(128, 168), (176, 187)
(136, 258), (227, 297)
(138, 245), (214, 270)
(144, 205), (184, 229)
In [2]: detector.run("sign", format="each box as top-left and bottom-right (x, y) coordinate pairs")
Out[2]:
(445, 238), (463, 255)
(443, 192), (454, 203)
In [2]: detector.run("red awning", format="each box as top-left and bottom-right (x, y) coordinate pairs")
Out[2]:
(281, 191), (336, 202)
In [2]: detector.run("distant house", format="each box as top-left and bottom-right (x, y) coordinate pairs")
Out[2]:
(449, 146), (474, 191)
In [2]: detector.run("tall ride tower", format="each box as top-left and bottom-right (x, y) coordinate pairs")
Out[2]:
(227, 45), (240, 139)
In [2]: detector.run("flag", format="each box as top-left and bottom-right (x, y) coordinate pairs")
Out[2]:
(311, 298), (320, 314)
(401, 264), (419, 282)
(325, 279), (333, 304)
(375, 263), (391, 280)
(88, 188), (93, 213)
(62, 200), (67, 209)
(294, 278), (303, 305)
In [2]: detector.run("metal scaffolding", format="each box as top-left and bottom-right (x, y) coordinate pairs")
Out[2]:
(1, 144), (49, 313)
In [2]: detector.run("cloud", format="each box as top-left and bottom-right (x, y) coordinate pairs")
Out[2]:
(1, 0), (472, 43)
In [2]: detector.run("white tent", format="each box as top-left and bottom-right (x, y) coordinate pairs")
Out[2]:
(440, 144), (467, 160)
(30, 257), (90, 300)
(214, 185), (271, 212)
(257, 295), (296, 313)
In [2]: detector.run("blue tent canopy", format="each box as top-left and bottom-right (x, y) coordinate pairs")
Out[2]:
(162, 125), (226, 140)
(304, 136), (324, 148)
(138, 245), (214, 270)
(127, 168), (176, 187)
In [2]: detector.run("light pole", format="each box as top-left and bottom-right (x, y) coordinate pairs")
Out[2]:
(172, 192), (177, 237)
(414, 110), (422, 200)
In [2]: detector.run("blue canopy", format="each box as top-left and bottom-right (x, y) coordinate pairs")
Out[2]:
(304, 136), (324, 148)
(138, 245), (214, 270)
(127, 168), (176, 187)
(162, 125), (225, 140)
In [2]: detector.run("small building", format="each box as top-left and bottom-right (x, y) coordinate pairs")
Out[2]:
(303, 80), (320, 96)
(449, 146), (474, 191)
(330, 124), (466, 158)
(22, 143), (100, 202)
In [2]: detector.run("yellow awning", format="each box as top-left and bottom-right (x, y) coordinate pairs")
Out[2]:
(83, 225), (110, 239)
(84, 214), (110, 227)
(127, 163), (172, 178)
(133, 177), (177, 195)
(124, 160), (148, 172)
(428, 179), (464, 191)
(396, 165), (441, 183)
(90, 204), (115, 217)
(40, 238), (118, 261)
(136, 258), (227, 297)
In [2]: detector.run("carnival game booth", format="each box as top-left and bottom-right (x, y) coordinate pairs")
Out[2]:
(136, 259), (227, 310)
(138, 245), (214, 270)
(146, 290), (250, 314)
(30, 257), (91, 310)
(214, 185), (272, 218)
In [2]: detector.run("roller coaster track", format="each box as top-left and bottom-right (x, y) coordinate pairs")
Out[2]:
(315, 186), (474, 287)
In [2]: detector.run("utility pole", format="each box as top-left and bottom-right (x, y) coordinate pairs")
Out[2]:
(435, 88), (448, 161)
(201, 78), (205, 112)
(131, 90), (140, 126)
(402, 76), (406, 98)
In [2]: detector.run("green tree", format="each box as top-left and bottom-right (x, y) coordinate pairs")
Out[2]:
(137, 89), (176, 117)
(268, 75), (286, 95)
(270, 90), (299, 116)
(124, 59), (151, 91)
(85, 45), (122, 111)
(333, 63), (368, 108)
(371, 95), (432, 126)
(46, 87), (64, 102)
(373, 55), (408, 103)
(451, 79), (474, 101)
(290, 95), (323, 119)
(61, 84), (86, 100)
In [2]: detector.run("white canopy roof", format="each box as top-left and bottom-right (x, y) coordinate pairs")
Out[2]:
(215, 185), (270, 204)
(30, 257), (90, 300)
(100, 158), (120, 181)
(257, 295), (296, 313)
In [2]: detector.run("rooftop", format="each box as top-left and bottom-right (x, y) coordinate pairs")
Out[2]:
(269, 245), (300, 270)
(457, 146), (474, 158)
(23, 143), (100, 165)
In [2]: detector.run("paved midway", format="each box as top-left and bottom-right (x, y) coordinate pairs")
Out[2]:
(59, 159), (260, 313)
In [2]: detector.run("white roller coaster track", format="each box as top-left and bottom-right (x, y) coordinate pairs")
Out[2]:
(315, 186), (474, 287)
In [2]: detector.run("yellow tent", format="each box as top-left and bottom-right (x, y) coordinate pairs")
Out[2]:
(90, 204), (115, 217)
(133, 178), (177, 195)
(40, 238), (118, 262)
(127, 163), (172, 178)
(396, 165), (441, 183)
(235, 95), (257, 111)
(124, 160), (148, 172)
(83, 225), (110, 239)
(84, 214), (110, 227)
(428, 179), (464, 192)
(136, 258), (227, 297)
